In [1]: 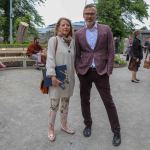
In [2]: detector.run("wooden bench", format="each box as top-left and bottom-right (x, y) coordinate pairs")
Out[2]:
(0, 56), (36, 68)
(0, 48), (27, 56)
(0, 48), (36, 68)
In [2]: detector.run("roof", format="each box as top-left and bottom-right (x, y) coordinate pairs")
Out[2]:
(37, 21), (85, 34)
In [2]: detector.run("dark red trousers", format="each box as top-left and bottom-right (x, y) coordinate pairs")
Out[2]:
(77, 68), (120, 133)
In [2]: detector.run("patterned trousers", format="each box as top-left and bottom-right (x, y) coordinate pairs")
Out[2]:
(49, 97), (70, 126)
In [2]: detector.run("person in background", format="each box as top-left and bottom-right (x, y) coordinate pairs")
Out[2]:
(148, 37), (150, 54)
(27, 37), (46, 69)
(129, 30), (143, 83)
(46, 17), (75, 142)
(0, 61), (6, 68)
(75, 4), (121, 146)
(144, 37), (150, 53)
(126, 34), (133, 61)
(114, 37), (119, 53)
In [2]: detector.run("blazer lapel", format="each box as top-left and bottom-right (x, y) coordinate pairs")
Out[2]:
(94, 24), (101, 50)
(82, 28), (92, 50)
(82, 25), (102, 51)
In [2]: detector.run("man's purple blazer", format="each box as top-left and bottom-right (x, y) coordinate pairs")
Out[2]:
(75, 24), (115, 75)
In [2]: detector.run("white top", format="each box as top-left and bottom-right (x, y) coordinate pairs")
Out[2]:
(86, 23), (98, 68)
(46, 36), (75, 99)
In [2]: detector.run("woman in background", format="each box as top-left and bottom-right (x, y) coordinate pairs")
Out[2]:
(129, 30), (143, 83)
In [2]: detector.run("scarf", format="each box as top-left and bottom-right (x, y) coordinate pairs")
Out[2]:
(58, 32), (72, 46)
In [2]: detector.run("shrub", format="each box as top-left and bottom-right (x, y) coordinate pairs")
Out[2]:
(114, 54), (127, 65)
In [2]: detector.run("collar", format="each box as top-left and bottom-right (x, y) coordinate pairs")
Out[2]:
(85, 22), (98, 30)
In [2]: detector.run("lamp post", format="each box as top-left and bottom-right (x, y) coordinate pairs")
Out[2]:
(9, 0), (13, 43)
(93, 0), (97, 3)
(85, 0), (87, 6)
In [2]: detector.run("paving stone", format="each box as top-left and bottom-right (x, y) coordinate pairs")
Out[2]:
(0, 64), (150, 150)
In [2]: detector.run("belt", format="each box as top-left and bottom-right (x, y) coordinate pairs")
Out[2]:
(89, 67), (96, 71)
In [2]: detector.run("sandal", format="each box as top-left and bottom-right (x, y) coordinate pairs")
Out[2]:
(48, 124), (55, 142)
(61, 124), (75, 134)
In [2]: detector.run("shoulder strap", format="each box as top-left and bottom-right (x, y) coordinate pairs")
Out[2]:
(55, 36), (58, 54)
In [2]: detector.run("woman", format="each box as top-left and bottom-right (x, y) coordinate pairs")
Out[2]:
(129, 30), (143, 83)
(46, 17), (75, 141)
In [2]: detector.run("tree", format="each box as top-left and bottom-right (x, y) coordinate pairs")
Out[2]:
(0, 0), (46, 42)
(96, 0), (149, 38)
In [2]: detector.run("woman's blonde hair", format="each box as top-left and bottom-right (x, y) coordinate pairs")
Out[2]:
(54, 17), (73, 37)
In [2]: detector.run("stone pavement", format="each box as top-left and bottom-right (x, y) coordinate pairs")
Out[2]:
(0, 62), (150, 150)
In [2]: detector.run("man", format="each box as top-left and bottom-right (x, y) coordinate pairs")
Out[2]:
(144, 37), (150, 53)
(148, 38), (150, 53)
(75, 4), (121, 146)
(114, 37), (119, 53)
(27, 37), (46, 69)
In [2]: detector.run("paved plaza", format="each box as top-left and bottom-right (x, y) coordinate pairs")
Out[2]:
(0, 62), (150, 150)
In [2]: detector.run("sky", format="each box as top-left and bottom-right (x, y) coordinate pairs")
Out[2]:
(36, 0), (150, 29)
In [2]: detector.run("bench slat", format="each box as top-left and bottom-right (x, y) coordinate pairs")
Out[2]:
(0, 56), (36, 68)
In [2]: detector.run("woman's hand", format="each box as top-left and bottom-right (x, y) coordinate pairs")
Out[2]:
(51, 76), (62, 87)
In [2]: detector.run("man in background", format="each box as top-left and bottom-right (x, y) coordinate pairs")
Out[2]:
(27, 37), (46, 69)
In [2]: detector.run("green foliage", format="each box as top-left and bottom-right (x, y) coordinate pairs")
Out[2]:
(96, 0), (149, 38)
(0, 43), (29, 48)
(114, 54), (127, 65)
(118, 38), (124, 54)
(0, 43), (47, 48)
(0, 0), (46, 42)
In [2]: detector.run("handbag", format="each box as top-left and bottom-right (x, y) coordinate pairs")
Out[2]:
(143, 50), (150, 69)
(40, 79), (49, 94)
(143, 60), (150, 69)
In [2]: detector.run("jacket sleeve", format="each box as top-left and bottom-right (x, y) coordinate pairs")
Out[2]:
(46, 37), (57, 76)
(107, 26), (115, 75)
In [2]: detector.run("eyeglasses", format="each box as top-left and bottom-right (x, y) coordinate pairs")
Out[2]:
(84, 13), (96, 16)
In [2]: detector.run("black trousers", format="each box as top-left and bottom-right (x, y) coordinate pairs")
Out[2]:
(126, 54), (129, 61)
(77, 68), (120, 133)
